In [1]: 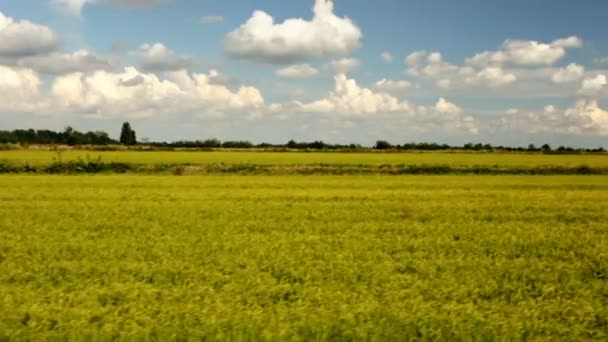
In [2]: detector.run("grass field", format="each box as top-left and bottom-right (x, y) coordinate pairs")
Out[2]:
(2, 150), (608, 167)
(1, 175), (607, 339)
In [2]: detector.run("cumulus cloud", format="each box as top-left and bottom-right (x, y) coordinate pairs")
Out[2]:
(138, 43), (193, 71)
(295, 74), (479, 134)
(467, 36), (582, 67)
(375, 79), (412, 91)
(200, 15), (224, 25)
(0, 11), (60, 58)
(579, 74), (607, 96)
(381, 52), (393, 63)
(276, 64), (319, 79)
(326, 58), (360, 74)
(0, 65), (45, 112)
(224, 0), (362, 64)
(552, 63), (585, 83)
(500, 100), (608, 135)
(51, 67), (273, 119)
(405, 51), (458, 77)
(297, 74), (411, 115)
(0, 61), (274, 120)
(435, 97), (462, 114)
(465, 67), (517, 87)
(17, 50), (113, 74)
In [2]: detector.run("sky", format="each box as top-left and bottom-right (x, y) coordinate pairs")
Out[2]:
(0, 0), (607, 147)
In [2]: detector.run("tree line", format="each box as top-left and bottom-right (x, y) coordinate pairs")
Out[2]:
(0, 123), (605, 153)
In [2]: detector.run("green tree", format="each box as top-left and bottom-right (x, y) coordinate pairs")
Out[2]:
(120, 122), (137, 145)
(374, 140), (392, 150)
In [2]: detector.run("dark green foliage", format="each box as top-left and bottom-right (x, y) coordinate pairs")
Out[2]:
(119, 122), (137, 146)
(374, 140), (392, 150)
(0, 128), (116, 145)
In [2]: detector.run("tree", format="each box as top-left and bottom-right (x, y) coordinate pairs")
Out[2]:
(120, 122), (137, 145)
(374, 140), (392, 150)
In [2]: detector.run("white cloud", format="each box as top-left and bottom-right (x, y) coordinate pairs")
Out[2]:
(17, 50), (113, 74)
(297, 74), (411, 115)
(405, 51), (458, 77)
(326, 58), (360, 74)
(594, 57), (608, 65)
(381, 52), (393, 63)
(500, 100), (608, 135)
(552, 63), (584, 83)
(435, 97), (462, 114)
(405, 51), (426, 68)
(138, 43), (193, 71)
(0, 61), (274, 120)
(579, 74), (607, 96)
(467, 36), (582, 67)
(200, 15), (224, 25)
(296, 74), (479, 134)
(465, 67), (517, 87)
(224, 0), (362, 64)
(51, 67), (273, 119)
(0, 65), (45, 112)
(0, 11), (60, 58)
(276, 64), (319, 79)
(375, 79), (412, 91)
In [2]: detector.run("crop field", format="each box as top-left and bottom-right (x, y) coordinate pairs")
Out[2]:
(1, 174), (608, 339)
(2, 150), (608, 168)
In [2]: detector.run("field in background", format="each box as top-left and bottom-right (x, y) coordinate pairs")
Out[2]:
(2, 150), (608, 167)
(1, 175), (607, 339)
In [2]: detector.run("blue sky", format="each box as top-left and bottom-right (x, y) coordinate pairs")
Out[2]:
(0, 0), (607, 146)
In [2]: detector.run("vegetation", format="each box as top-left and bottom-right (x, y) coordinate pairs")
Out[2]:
(1, 150), (608, 175)
(0, 175), (607, 339)
(119, 122), (138, 146)
(1, 125), (606, 153)
(2, 150), (608, 167)
(0, 127), (116, 146)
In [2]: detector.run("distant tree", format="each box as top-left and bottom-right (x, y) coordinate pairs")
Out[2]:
(528, 144), (537, 151)
(374, 140), (392, 150)
(541, 144), (552, 151)
(120, 122), (137, 145)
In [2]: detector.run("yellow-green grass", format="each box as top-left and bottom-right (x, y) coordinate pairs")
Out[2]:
(1, 175), (607, 339)
(1, 150), (608, 167)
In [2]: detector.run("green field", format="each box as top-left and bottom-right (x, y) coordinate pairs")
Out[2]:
(2, 150), (608, 167)
(1, 175), (607, 339)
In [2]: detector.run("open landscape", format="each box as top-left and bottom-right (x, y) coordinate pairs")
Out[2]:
(1, 152), (608, 339)
(2, 0), (608, 339)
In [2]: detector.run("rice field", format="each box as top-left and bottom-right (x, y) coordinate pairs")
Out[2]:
(1, 174), (607, 340)
(2, 150), (608, 168)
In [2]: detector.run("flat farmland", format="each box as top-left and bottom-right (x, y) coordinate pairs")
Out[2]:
(2, 150), (608, 167)
(1, 175), (607, 339)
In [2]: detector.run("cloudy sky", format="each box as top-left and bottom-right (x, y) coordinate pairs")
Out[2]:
(1, 0), (607, 146)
